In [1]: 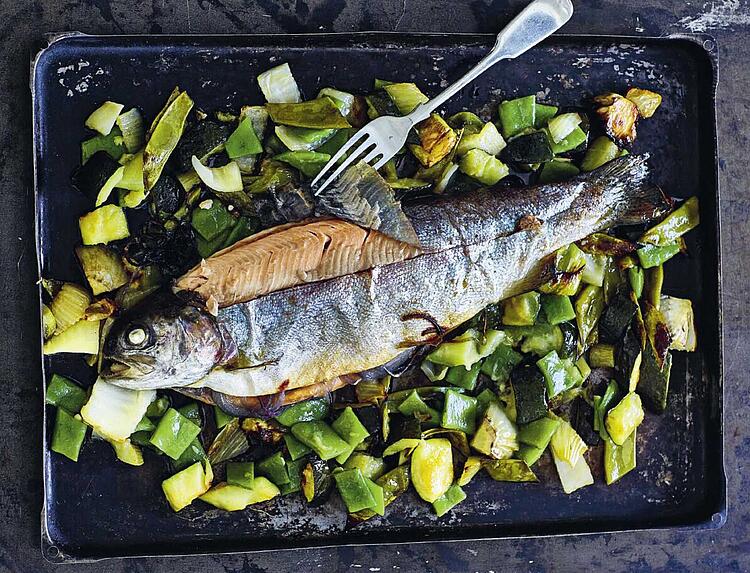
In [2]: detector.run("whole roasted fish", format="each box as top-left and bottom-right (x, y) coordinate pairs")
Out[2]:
(102, 156), (669, 413)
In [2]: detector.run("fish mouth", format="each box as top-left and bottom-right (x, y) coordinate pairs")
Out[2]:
(100, 355), (156, 379)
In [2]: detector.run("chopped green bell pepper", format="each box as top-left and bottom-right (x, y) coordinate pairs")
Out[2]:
(221, 217), (258, 250)
(502, 292), (540, 326)
(276, 398), (330, 427)
(363, 478), (385, 516)
(290, 421), (350, 460)
(225, 116), (262, 158)
(397, 390), (441, 426)
(146, 396), (170, 418)
(129, 431), (153, 448)
(334, 468), (377, 513)
(475, 389), (498, 419)
(149, 408), (202, 460)
(481, 344), (523, 384)
(177, 402), (202, 426)
(540, 294), (576, 325)
(51, 408), (88, 462)
(536, 350), (583, 398)
(257, 451), (290, 486)
(227, 461), (256, 489)
(637, 243), (681, 269)
(534, 103), (559, 128)
(518, 416), (560, 449)
(332, 407), (370, 447)
(332, 406), (371, 463)
(537, 159), (580, 184)
(432, 484), (466, 517)
(134, 415), (157, 434)
(196, 230), (229, 259)
(445, 361), (481, 390)
(441, 390), (478, 435)
(46, 374), (87, 414)
(284, 434), (312, 460)
(517, 443), (545, 466)
(191, 199), (234, 242)
(498, 95), (536, 138)
(171, 437), (207, 472)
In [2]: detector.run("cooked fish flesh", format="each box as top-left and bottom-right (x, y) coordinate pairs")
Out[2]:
(175, 218), (421, 310)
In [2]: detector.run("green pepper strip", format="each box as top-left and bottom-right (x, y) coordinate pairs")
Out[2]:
(639, 197), (699, 246)
(636, 243), (681, 269)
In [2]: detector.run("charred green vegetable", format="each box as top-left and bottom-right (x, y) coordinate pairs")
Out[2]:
(640, 197), (698, 246)
(511, 363), (548, 424)
(266, 99), (351, 129)
(594, 92), (640, 145)
(502, 131), (554, 164)
(144, 89), (193, 191)
(76, 245), (129, 295)
(300, 457), (334, 506)
(471, 401), (518, 460)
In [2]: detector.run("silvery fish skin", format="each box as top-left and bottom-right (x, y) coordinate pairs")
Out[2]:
(101, 156), (668, 396)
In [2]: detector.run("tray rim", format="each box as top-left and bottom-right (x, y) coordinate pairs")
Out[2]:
(31, 30), (724, 564)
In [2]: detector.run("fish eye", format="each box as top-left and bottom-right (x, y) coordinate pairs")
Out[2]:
(124, 323), (153, 348)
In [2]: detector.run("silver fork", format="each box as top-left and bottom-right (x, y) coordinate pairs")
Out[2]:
(311, 0), (574, 194)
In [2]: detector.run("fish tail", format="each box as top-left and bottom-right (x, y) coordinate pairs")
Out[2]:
(591, 154), (673, 226)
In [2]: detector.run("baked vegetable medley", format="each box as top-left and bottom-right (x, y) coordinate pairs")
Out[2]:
(41, 62), (697, 519)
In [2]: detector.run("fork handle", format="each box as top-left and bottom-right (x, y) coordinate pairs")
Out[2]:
(406, 0), (574, 124)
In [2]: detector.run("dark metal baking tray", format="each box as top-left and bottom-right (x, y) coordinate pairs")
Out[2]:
(31, 31), (723, 563)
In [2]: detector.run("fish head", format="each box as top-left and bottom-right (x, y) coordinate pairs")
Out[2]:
(101, 301), (229, 389)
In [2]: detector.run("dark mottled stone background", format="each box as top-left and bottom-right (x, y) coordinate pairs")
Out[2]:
(2, 0), (748, 571)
